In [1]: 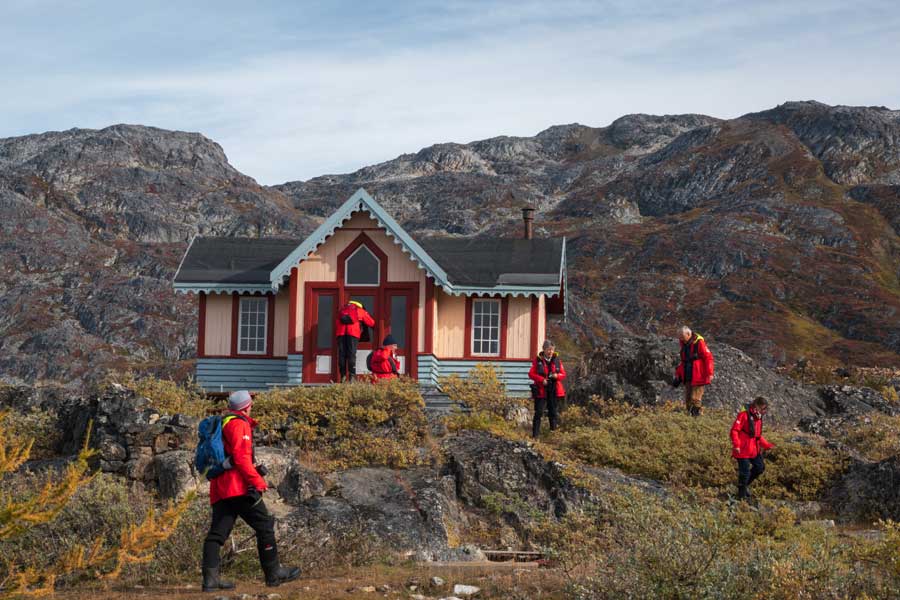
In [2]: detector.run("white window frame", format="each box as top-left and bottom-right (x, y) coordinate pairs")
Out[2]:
(238, 296), (268, 355)
(470, 298), (501, 357)
(344, 245), (381, 287)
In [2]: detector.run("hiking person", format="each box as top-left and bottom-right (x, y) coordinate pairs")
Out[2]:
(335, 299), (375, 382)
(730, 396), (774, 501)
(370, 334), (400, 380)
(528, 340), (566, 438)
(200, 390), (300, 591)
(671, 326), (715, 416)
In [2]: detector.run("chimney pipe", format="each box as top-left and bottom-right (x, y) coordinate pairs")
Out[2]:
(522, 206), (535, 240)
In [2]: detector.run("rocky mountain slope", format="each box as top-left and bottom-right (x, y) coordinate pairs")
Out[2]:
(0, 101), (898, 385)
(0, 125), (311, 383)
(276, 101), (900, 367)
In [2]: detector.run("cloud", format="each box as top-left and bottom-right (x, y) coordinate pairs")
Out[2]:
(0, 0), (898, 184)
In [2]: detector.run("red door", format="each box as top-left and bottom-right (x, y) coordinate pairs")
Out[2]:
(303, 287), (339, 383)
(345, 291), (379, 376)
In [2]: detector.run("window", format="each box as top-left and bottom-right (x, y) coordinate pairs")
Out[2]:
(345, 245), (380, 286)
(315, 294), (334, 349)
(389, 295), (407, 349)
(471, 299), (501, 356)
(238, 297), (268, 354)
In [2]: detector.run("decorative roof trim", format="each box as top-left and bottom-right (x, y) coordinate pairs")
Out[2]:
(443, 285), (562, 298)
(174, 283), (274, 295)
(269, 188), (449, 289)
(173, 234), (196, 284)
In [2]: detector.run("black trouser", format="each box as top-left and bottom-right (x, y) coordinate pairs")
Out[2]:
(202, 495), (278, 574)
(533, 393), (560, 438)
(737, 455), (765, 497)
(337, 335), (358, 379)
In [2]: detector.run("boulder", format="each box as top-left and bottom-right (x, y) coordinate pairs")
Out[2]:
(827, 455), (900, 522)
(276, 459), (327, 505)
(442, 430), (588, 523)
(152, 450), (199, 500)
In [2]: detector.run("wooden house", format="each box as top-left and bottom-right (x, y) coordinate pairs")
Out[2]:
(173, 189), (566, 394)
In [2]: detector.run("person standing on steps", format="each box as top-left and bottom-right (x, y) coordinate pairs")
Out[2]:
(528, 340), (566, 438)
(336, 299), (375, 383)
(672, 326), (715, 416)
(730, 396), (774, 501)
(369, 334), (401, 380)
(201, 390), (301, 592)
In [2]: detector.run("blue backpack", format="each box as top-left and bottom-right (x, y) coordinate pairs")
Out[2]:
(195, 414), (246, 481)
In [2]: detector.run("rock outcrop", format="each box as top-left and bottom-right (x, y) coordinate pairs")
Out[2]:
(568, 335), (827, 424)
(58, 384), (200, 496)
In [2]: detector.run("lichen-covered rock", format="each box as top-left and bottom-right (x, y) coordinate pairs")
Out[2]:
(442, 430), (588, 522)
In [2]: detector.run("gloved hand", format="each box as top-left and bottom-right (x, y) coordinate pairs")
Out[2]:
(255, 464), (269, 477)
(671, 376), (682, 388)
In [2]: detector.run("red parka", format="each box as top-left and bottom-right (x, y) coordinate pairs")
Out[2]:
(730, 406), (774, 459)
(675, 334), (715, 386)
(528, 353), (567, 399)
(370, 347), (400, 380)
(209, 411), (268, 505)
(335, 303), (375, 338)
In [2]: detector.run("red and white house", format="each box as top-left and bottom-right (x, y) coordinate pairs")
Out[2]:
(174, 189), (566, 393)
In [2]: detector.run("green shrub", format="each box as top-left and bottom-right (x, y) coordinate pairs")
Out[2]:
(252, 378), (428, 471)
(550, 406), (843, 500)
(538, 489), (900, 599)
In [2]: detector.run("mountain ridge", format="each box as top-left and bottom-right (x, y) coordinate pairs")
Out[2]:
(0, 100), (897, 384)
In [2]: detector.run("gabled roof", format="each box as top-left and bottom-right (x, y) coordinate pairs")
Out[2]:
(268, 188), (449, 288)
(174, 188), (566, 298)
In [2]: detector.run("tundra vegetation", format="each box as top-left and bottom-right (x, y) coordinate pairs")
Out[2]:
(3, 365), (900, 598)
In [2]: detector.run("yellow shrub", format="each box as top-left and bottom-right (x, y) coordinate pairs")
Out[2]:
(252, 378), (428, 471)
(840, 413), (900, 461)
(550, 407), (843, 500)
(440, 363), (525, 417)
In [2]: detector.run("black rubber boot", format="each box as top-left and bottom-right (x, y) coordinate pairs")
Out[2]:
(737, 485), (750, 501)
(202, 568), (235, 592)
(689, 406), (701, 417)
(265, 565), (301, 587)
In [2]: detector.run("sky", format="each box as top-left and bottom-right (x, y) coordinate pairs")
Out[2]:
(2, 0), (899, 184)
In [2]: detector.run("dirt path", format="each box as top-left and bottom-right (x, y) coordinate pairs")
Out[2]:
(58, 563), (569, 599)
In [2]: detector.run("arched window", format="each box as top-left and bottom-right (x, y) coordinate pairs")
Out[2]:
(345, 245), (380, 286)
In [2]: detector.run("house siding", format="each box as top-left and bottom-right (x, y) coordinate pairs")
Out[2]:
(434, 290), (466, 358)
(273, 290), (289, 356)
(196, 357), (287, 391)
(417, 355), (532, 396)
(204, 293), (233, 356)
(506, 296), (533, 359)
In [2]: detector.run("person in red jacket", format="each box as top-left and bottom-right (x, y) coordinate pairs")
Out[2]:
(672, 326), (715, 417)
(528, 340), (566, 438)
(730, 396), (774, 501)
(335, 300), (375, 383)
(201, 390), (300, 591)
(370, 334), (400, 380)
